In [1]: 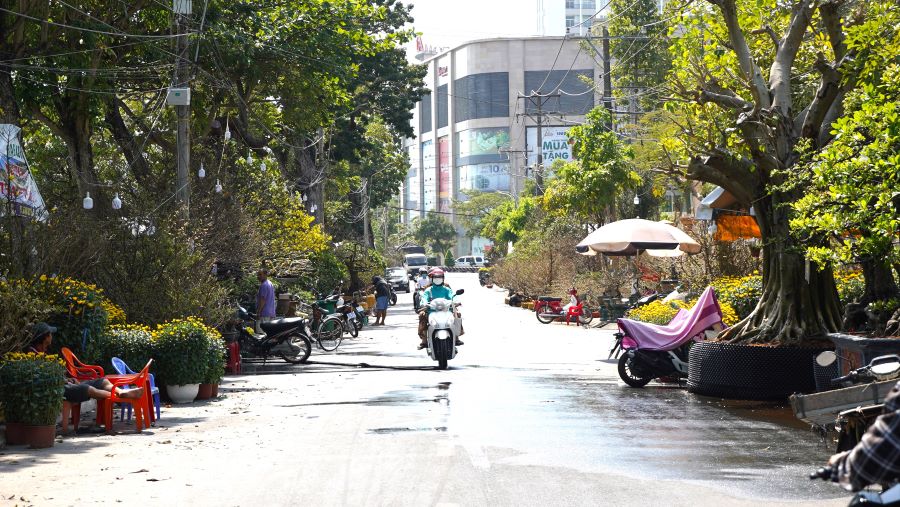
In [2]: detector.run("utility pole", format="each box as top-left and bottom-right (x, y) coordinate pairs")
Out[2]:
(361, 176), (371, 247)
(517, 92), (559, 195)
(498, 147), (530, 203)
(601, 25), (614, 129)
(172, 0), (192, 219)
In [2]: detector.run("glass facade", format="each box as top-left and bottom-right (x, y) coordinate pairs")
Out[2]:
(421, 140), (436, 211)
(459, 162), (510, 193)
(420, 92), (432, 134)
(523, 69), (594, 115)
(436, 85), (449, 129)
(453, 72), (509, 122)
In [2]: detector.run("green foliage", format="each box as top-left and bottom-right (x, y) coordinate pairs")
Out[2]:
(445, 251), (456, 267)
(99, 325), (155, 377)
(608, 0), (671, 111)
(452, 190), (514, 238)
(0, 353), (66, 425)
(0, 279), (59, 356)
(29, 277), (110, 362)
(543, 108), (641, 223)
(151, 318), (218, 386)
(791, 1), (900, 266)
(204, 336), (227, 384)
(301, 250), (350, 296)
(412, 215), (457, 257)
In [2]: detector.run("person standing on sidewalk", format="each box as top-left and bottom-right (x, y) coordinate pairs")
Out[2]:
(256, 269), (276, 333)
(370, 275), (391, 326)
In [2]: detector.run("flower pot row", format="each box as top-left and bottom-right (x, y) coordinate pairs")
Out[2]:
(167, 382), (220, 404)
(5, 422), (56, 449)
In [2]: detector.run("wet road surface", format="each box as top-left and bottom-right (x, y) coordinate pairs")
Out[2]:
(0, 273), (850, 506)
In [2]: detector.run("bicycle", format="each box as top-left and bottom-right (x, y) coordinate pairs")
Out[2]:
(294, 299), (344, 352)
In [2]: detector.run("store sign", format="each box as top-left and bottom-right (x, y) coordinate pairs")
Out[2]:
(459, 163), (510, 192)
(458, 128), (510, 159)
(526, 126), (574, 167)
(437, 66), (448, 77)
(0, 125), (46, 220)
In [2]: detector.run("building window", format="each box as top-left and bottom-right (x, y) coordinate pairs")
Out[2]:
(581, 0), (595, 9)
(524, 69), (594, 115)
(565, 15), (576, 28)
(437, 85), (449, 129)
(453, 72), (509, 122)
(565, 0), (576, 8)
(420, 92), (432, 134)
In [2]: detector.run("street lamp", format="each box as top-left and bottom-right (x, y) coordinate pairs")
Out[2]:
(633, 195), (640, 205)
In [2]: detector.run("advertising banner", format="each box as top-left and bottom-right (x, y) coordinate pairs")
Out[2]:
(0, 125), (46, 220)
(406, 144), (420, 216)
(437, 137), (450, 212)
(458, 128), (510, 159)
(526, 126), (574, 167)
(459, 163), (510, 193)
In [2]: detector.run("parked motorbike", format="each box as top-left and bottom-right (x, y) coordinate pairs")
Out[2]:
(534, 294), (593, 325)
(617, 338), (691, 387)
(810, 465), (900, 506)
(424, 289), (465, 370)
(815, 352), (900, 452)
(235, 305), (312, 364)
(335, 299), (360, 338)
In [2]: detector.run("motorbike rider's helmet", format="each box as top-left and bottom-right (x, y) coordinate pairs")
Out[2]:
(419, 268), (427, 275)
(428, 268), (445, 286)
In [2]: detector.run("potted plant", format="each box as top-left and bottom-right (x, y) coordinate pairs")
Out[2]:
(0, 352), (65, 448)
(200, 334), (226, 399)
(152, 318), (211, 403)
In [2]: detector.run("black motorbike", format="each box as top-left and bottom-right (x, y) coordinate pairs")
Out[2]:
(810, 465), (900, 506)
(236, 305), (312, 364)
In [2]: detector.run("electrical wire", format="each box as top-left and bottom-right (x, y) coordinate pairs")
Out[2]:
(0, 7), (193, 39)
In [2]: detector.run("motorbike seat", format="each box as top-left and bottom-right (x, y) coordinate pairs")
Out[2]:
(538, 296), (562, 302)
(260, 317), (305, 335)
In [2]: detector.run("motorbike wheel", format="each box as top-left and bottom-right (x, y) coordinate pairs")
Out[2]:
(579, 311), (594, 325)
(535, 309), (556, 324)
(413, 292), (421, 311)
(317, 316), (344, 352)
(348, 318), (359, 338)
(281, 334), (312, 364)
(438, 358), (448, 370)
(390, 292), (398, 306)
(618, 353), (653, 388)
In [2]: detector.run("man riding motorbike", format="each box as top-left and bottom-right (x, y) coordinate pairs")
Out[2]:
(827, 381), (900, 491)
(417, 268), (464, 349)
(416, 268), (429, 290)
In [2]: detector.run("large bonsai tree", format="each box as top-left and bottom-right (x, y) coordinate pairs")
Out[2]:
(666, 0), (863, 345)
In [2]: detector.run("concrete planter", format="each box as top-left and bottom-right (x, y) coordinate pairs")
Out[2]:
(167, 384), (199, 404)
(828, 332), (900, 375)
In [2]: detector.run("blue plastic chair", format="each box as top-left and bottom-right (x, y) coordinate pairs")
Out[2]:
(111, 357), (161, 421)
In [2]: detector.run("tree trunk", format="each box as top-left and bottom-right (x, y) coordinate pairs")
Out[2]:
(860, 257), (899, 305)
(722, 194), (841, 346)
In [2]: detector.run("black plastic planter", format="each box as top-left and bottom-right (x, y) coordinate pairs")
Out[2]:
(687, 342), (827, 401)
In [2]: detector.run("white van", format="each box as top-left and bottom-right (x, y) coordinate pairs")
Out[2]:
(455, 255), (485, 267)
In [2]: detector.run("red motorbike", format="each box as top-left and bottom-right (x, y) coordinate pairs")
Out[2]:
(534, 289), (593, 326)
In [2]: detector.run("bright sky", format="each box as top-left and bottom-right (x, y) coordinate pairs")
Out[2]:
(404, 0), (547, 60)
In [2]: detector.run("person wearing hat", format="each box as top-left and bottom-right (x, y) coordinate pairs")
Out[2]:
(24, 322), (144, 433)
(26, 322), (56, 353)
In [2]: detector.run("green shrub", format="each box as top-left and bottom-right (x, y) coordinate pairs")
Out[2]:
(30, 276), (109, 362)
(0, 279), (59, 355)
(152, 318), (215, 386)
(100, 325), (155, 375)
(445, 251), (455, 267)
(711, 275), (763, 320)
(0, 352), (66, 425)
(204, 336), (226, 384)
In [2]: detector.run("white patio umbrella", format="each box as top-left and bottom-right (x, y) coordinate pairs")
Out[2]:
(575, 218), (701, 257)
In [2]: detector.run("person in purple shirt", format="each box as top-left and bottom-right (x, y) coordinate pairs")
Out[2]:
(256, 269), (276, 332)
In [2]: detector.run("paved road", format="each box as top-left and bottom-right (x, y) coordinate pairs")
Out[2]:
(0, 273), (849, 506)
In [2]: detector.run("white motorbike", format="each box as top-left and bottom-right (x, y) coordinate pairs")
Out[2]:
(425, 289), (464, 370)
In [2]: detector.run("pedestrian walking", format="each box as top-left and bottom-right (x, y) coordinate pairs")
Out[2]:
(256, 269), (276, 333)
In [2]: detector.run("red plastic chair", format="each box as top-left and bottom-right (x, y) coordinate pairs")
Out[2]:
(103, 359), (154, 434)
(60, 347), (105, 380)
(565, 302), (586, 326)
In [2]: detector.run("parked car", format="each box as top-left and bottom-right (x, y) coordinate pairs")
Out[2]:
(385, 267), (410, 293)
(455, 255), (486, 268)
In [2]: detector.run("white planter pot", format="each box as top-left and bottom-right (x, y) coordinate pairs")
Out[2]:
(167, 384), (199, 404)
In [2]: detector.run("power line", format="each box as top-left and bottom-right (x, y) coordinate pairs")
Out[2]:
(0, 7), (192, 39)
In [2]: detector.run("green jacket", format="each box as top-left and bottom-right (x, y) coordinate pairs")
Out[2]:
(423, 284), (454, 311)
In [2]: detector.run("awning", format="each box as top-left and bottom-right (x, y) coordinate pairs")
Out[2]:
(714, 214), (761, 241)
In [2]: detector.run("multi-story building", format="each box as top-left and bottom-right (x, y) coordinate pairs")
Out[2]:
(564, 0), (598, 35)
(401, 37), (599, 257)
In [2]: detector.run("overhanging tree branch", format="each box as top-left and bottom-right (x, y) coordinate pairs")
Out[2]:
(770, 0), (815, 114)
(707, 0), (771, 109)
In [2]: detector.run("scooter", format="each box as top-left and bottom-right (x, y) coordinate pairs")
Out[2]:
(424, 289), (465, 370)
(810, 465), (900, 506)
(413, 286), (424, 312)
(235, 305), (313, 364)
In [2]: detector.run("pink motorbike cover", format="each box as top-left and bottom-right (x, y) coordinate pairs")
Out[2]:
(616, 286), (724, 351)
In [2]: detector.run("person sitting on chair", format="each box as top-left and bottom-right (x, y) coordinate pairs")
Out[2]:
(26, 322), (144, 434)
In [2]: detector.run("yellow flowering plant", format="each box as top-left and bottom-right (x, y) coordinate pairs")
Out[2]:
(626, 298), (739, 327)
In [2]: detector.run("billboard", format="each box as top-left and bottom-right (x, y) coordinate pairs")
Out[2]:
(459, 163), (510, 193)
(526, 126), (574, 167)
(437, 136), (450, 212)
(405, 144), (420, 219)
(0, 125), (46, 220)
(458, 128), (510, 159)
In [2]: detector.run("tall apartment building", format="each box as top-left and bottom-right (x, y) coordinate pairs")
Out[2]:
(401, 37), (599, 257)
